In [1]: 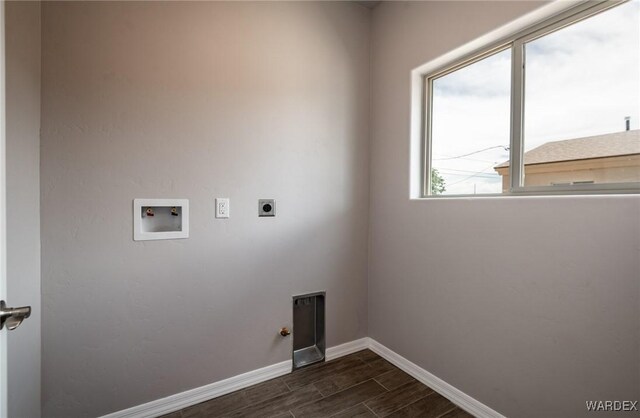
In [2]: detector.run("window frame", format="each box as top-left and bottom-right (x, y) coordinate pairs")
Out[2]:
(421, 0), (639, 198)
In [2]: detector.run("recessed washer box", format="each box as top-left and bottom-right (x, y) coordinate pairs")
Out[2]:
(133, 199), (189, 241)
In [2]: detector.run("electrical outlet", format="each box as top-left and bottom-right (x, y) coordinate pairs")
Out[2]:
(259, 199), (276, 217)
(215, 198), (230, 218)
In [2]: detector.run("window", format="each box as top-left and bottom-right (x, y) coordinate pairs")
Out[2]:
(430, 49), (511, 195)
(422, 0), (640, 197)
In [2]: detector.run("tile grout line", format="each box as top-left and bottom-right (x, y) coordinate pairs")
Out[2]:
(371, 393), (434, 418)
(379, 391), (438, 418)
(221, 382), (308, 418)
(434, 405), (460, 418)
(289, 357), (372, 397)
(286, 354), (395, 418)
(350, 379), (393, 417)
(225, 384), (282, 417)
(371, 368), (398, 391)
(320, 354), (394, 397)
(372, 376), (392, 391)
(320, 378), (391, 418)
(331, 375), (383, 398)
(364, 381), (435, 418)
(363, 402), (381, 417)
(283, 380), (294, 392)
(284, 357), (366, 392)
(280, 384), (327, 417)
(327, 399), (375, 418)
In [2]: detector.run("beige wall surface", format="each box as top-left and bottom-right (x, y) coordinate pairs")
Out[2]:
(40, 2), (370, 417)
(368, 2), (640, 418)
(6, 2), (42, 417)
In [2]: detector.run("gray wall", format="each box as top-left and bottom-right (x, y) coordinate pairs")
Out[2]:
(40, 2), (370, 417)
(6, 2), (41, 418)
(368, 2), (640, 418)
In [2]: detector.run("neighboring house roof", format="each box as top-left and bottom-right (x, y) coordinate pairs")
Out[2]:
(495, 129), (640, 169)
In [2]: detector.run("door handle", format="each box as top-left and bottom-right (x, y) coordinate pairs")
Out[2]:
(0, 300), (31, 331)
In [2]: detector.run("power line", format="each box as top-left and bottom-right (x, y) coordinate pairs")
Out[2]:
(439, 171), (498, 180)
(441, 173), (498, 180)
(437, 167), (500, 176)
(445, 163), (499, 186)
(439, 155), (497, 163)
(433, 145), (509, 161)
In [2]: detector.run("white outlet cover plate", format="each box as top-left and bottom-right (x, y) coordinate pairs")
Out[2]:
(215, 198), (230, 218)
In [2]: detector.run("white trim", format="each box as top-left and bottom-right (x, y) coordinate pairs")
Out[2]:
(100, 360), (291, 418)
(410, 0), (588, 199)
(99, 337), (504, 418)
(413, 0), (640, 198)
(99, 338), (370, 418)
(411, 0), (584, 78)
(325, 337), (370, 361)
(368, 339), (506, 418)
(0, 1), (7, 416)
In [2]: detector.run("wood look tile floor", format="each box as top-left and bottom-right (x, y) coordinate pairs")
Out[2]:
(162, 350), (475, 418)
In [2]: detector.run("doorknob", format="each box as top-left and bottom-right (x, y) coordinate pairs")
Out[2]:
(0, 300), (31, 331)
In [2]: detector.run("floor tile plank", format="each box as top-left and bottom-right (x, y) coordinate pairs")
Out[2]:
(314, 361), (393, 397)
(227, 385), (322, 418)
(385, 392), (456, 418)
(329, 403), (377, 418)
(440, 407), (475, 418)
(284, 355), (365, 391)
(355, 350), (382, 363)
(180, 377), (290, 417)
(291, 380), (387, 418)
(242, 378), (291, 406)
(365, 381), (434, 417)
(374, 369), (416, 391)
(171, 351), (445, 418)
(366, 358), (396, 375)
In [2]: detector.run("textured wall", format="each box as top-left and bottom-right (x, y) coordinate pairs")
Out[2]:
(368, 2), (640, 417)
(6, 2), (41, 417)
(40, 2), (370, 416)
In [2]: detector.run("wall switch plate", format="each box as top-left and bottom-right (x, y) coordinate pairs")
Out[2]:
(216, 198), (230, 218)
(259, 199), (275, 217)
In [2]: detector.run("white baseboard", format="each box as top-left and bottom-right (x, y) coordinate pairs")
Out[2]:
(100, 338), (370, 418)
(368, 339), (505, 418)
(326, 337), (370, 361)
(100, 337), (501, 418)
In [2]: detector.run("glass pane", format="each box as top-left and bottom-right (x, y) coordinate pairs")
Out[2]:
(431, 49), (511, 195)
(523, 0), (640, 188)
